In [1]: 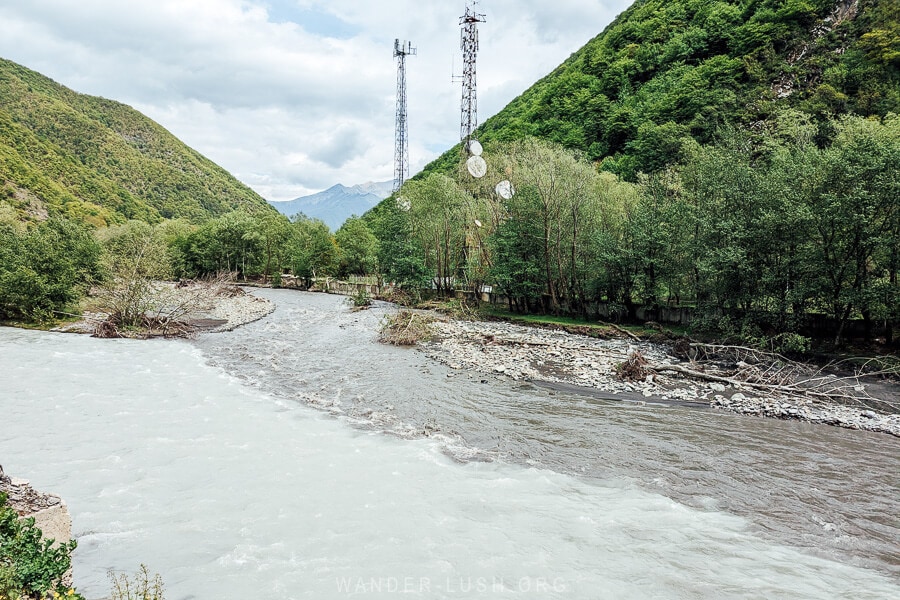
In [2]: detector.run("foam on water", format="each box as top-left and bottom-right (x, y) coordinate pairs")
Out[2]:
(1, 327), (898, 599)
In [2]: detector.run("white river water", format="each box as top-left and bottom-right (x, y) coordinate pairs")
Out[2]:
(0, 291), (898, 599)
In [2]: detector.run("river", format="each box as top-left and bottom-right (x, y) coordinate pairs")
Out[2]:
(1, 289), (897, 599)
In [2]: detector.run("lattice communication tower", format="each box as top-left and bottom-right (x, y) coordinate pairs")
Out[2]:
(459, 0), (486, 148)
(393, 39), (416, 193)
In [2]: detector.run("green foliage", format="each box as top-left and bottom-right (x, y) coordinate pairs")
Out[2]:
(371, 118), (899, 346)
(0, 494), (82, 600)
(403, 174), (476, 294)
(346, 287), (372, 308)
(422, 0), (900, 181)
(335, 216), (379, 277)
(0, 218), (102, 322)
(177, 212), (261, 279)
(363, 198), (430, 291)
(95, 221), (174, 327)
(0, 57), (272, 227)
(289, 214), (338, 281)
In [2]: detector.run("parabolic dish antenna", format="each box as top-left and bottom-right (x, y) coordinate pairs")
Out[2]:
(467, 155), (488, 178)
(467, 139), (483, 156)
(474, 219), (483, 228)
(495, 180), (515, 200)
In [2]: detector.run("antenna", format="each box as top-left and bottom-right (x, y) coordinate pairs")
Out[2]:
(393, 39), (416, 193)
(459, 0), (486, 150)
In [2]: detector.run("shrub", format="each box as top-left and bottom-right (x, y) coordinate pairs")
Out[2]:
(347, 287), (372, 309)
(0, 494), (81, 599)
(0, 219), (102, 323)
(379, 311), (434, 346)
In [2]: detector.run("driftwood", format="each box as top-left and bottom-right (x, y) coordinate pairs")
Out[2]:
(617, 349), (652, 381)
(599, 321), (641, 342)
(655, 360), (899, 410)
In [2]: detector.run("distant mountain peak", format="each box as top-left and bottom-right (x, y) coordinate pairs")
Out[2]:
(269, 180), (392, 230)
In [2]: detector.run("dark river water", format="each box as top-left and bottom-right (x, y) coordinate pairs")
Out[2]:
(1, 288), (897, 599)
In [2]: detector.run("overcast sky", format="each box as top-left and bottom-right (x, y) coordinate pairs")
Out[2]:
(0, 0), (631, 201)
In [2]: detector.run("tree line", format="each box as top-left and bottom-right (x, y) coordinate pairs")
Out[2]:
(0, 205), (379, 323)
(2, 112), (897, 347)
(373, 112), (899, 347)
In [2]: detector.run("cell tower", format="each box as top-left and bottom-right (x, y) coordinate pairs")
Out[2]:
(459, 0), (486, 148)
(393, 39), (416, 193)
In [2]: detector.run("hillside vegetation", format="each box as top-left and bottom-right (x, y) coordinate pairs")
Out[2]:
(0, 57), (270, 227)
(425, 0), (899, 178)
(369, 0), (899, 348)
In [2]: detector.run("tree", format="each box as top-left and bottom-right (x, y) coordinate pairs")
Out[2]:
(95, 221), (173, 326)
(404, 174), (472, 295)
(499, 138), (603, 313)
(364, 197), (430, 291)
(249, 212), (291, 283)
(289, 214), (337, 281)
(180, 212), (261, 278)
(335, 216), (379, 277)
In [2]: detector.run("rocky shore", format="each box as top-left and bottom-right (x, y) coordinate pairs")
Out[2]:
(422, 319), (900, 437)
(0, 465), (73, 580)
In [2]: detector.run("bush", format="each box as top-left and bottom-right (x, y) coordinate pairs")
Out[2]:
(379, 311), (434, 346)
(108, 565), (164, 600)
(0, 218), (102, 323)
(346, 287), (372, 309)
(0, 494), (81, 599)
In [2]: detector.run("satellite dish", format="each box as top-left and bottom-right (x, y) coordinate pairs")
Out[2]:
(467, 155), (487, 178)
(474, 219), (483, 228)
(495, 180), (515, 200)
(467, 139), (483, 156)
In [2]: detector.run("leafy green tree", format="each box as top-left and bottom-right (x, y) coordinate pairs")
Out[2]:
(248, 212), (292, 283)
(289, 214), (338, 281)
(335, 216), (379, 276)
(805, 115), (900, 343)
(498, 138), (604, 313)
(488, 187), (545, 312)
(404, 174), (473, 295)
(364, 198), (430, 291)
(180, 212), (262, 278)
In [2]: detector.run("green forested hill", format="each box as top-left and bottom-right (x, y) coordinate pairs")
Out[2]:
(0, 58), (271, 227)
(426, 0), (899, 178)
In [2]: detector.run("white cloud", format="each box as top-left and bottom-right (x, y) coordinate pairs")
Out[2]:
(0, 0), (631, 201)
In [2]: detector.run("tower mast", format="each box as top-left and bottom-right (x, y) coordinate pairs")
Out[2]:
(459, 0), (486, 149)
(393, 39), (416, 193)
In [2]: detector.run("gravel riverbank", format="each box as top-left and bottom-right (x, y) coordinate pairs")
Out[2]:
(423, 318), (900, 437)
(53, 284), (275, 336)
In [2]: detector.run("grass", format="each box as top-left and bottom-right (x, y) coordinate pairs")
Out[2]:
(478, 305), (689, 338)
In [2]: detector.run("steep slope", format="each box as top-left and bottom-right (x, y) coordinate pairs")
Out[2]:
(270, 182), (392, 231)
(0, 58), (271, 227)
(424, 0), (899, 179)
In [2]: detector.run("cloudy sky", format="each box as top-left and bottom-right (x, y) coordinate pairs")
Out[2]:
(0, 0), (631, 201)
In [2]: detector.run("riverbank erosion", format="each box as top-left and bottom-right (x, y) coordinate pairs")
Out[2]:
(422, 318), (900, 437)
